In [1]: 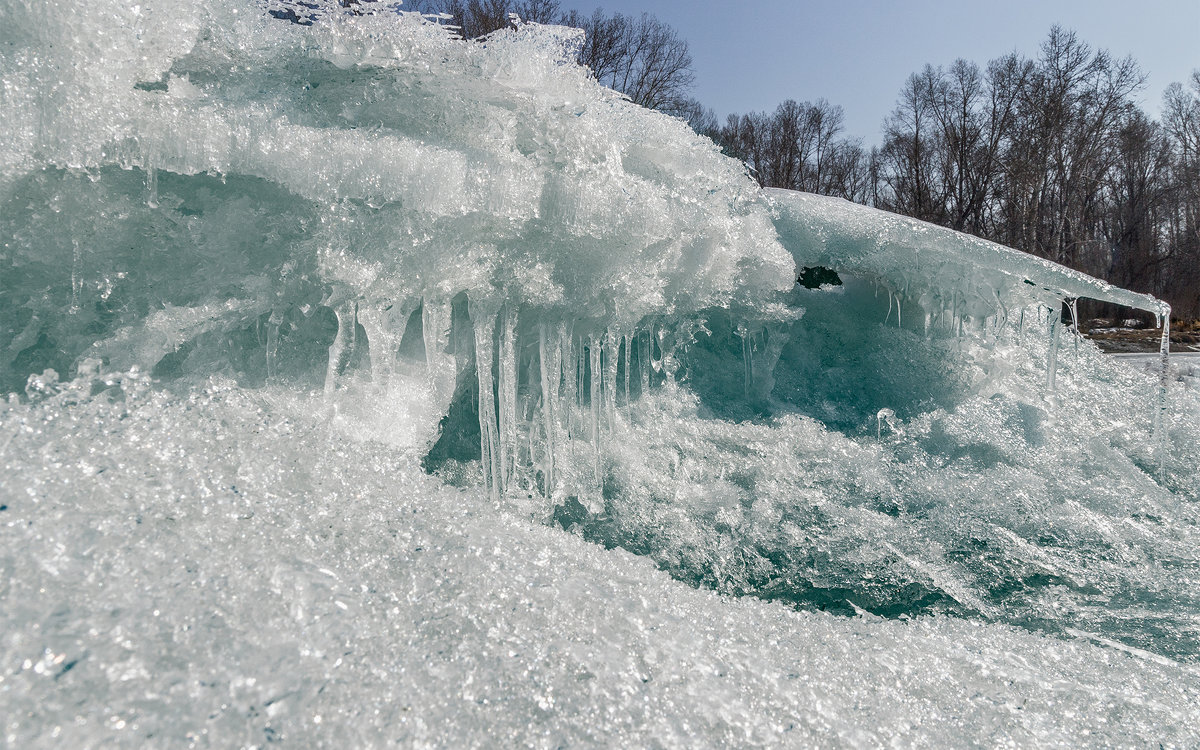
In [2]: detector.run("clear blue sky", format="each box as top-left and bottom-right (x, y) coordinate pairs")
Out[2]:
(563, 0), (1200, 143)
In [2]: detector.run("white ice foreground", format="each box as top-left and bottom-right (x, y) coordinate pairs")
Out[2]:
(3, 379), (1198, 747)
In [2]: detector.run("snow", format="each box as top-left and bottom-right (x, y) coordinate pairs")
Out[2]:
(2, 1), (1200, 746)
(3, 377), (1198, 747)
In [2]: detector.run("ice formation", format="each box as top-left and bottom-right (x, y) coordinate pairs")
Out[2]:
(2, 1), (1200, 746)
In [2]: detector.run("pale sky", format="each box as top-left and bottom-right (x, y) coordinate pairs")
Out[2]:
(563, 0), (1200, 143)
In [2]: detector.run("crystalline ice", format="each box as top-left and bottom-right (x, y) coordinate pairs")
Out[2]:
(2, 1), (1200, 746)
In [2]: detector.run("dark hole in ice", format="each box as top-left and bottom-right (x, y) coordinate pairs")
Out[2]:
(797, 266), (842, 289)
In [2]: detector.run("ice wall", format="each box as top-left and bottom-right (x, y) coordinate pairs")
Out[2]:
(1, 0), (796, 488)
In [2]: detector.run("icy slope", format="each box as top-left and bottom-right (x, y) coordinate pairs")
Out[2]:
(3, 377), (1198, 747)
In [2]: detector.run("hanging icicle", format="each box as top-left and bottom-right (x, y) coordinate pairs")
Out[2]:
(469, 297), (501, 498)
(640, 328), (651, 396)
(538, 323), (559, 498)
(622, 332), (631, 408)
(588, 335), (602, 486)
(1045, 304), (1061, 393)
(324, 301), (357, 398)
(1153, 307), (1172, 472)
(497, 306), (518, 490)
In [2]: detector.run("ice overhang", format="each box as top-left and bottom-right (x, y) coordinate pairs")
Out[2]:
(766, 189), (1169, 321)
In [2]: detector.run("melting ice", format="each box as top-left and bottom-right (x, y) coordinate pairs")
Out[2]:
(2, 1), (1200, 746)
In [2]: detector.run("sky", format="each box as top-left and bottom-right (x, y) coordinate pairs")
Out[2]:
(561, 0), (1200, 143)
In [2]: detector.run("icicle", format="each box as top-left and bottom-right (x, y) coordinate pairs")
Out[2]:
(559, 322), (576, 442)
(324, 301), (356, 398)
(526, 390), (538, 490)
(497, 307), (518, 490)
(421, 296), (456, 416)
(265, 310), (282, 380)
(603, 327), (619, 428)
(736, 323), (752, 397)
(521, 348), (538, 482)
(1045, 306), (1061, 393)
(885, 290), (893, 325)
(69, 238), (82, 313)
(577, 336), (586, 411)
(640, 329), (651, 396)
(469, 301), (501, 498)
(622, 332), (631, 407)
(1069, 298), (1081, 355)
(1154, 308), (1171, 472)
(751, 322), (789, 399)
(656, 326), (679, 385)
(359, 301), (415, 390)
(538, 323), (559, 498)
(896, 294), (902, 329)
(991, 288), (1008, 339)
(145, 164), (159, 209)
(588, 336), (602, 486)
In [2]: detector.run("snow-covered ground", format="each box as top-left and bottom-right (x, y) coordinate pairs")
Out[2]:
(3, 377), (1199, 748)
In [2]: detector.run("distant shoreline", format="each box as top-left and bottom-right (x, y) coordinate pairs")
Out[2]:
(1085, 326), (1200, 354)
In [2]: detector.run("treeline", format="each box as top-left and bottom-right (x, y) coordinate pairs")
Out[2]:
(284, 4), (1200, 319)
(712, 28), (1200, 320)
(403, 0), (698, 113)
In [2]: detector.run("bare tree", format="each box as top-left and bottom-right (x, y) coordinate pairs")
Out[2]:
(580, 12), (694, 111)
(418, 3), (696, 113)
(1161, 72), (1200, 316)
(879, 66), (944, 222)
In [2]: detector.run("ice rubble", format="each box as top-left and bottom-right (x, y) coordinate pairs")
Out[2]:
(2, 378), (1199, 747)
(3, 0), (1200, 746)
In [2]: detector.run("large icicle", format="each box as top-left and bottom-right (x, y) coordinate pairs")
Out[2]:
(324, 301), (357, 398)
(470, 298), (501, 497)
(751, 322), (789, 400)
(1046, 307), (1061, 393)
(604, 327), (619, 428)
(421, 296), (456, 424)
(265, 310), (281, 381)
(358, 300), (417, 391)
(498, 306), (519, 491)
(737, 323), (753, 397)
(538, 323), (559, 498)
(640, 330), (651, 397)
(560, 323), (577, 443)
(1155, 310), (1172, 471)
(589, 335), (602, 485)
(622, 332), (631, 407)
